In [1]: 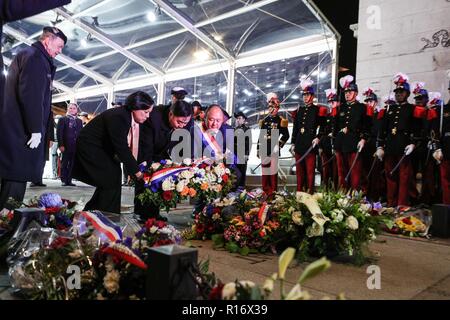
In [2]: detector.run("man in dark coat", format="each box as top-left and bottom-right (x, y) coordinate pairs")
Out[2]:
(135, 100), (193, 221)
(0, 0), (71, 104)
(233, 111), (252, 189)
(73, 92), (153, 214)
(0, 26), (67, 210)
(57, 103), (83, 186)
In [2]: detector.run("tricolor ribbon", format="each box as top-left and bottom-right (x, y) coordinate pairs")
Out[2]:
(147, 166), (191, 188)
(197, 122), (223, 158)
(258, 202), (270, 224)
(80, 211), (122, 242)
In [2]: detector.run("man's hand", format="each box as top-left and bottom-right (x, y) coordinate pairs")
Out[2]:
(433, 149), (443, 162)
(27, 133), (42, 149)
(375, 147), (384, 161)
(312, 138), (320, 148)
(135, 171), (143, 180)
(273, 145), (280, 154)
(405, 144), (415, 156)
(357, 139), (366, 153)
(289, 145), (295, 156)
(59, 146), (65, 153)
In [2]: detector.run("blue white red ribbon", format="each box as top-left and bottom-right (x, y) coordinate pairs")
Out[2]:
(148, 166), (190, 188)
(80, 211), (122, 242)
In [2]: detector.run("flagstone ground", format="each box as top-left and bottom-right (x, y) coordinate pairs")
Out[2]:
(1, 179), (449, 300)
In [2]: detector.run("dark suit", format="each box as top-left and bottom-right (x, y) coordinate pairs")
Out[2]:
(57, 115), (83, 184)
(73, 106), (139, 213)
(234, 123), (252, 188)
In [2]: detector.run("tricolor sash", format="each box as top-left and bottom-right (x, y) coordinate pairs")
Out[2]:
(197, 122), (223, 158)
(147, 166), (191, 188)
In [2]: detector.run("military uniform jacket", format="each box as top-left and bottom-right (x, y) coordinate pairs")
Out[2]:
(377, 103), (424, 156)
(430, 103), (450, 159)
(332, 102), (371, 153)
(257, 114), (290, 155)
(291, 104), (327, 154)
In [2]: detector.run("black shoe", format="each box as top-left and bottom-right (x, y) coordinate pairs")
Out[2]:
(30, 182), (46, 187)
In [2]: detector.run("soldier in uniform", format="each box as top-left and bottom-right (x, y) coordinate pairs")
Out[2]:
(376, 73), (425, 207)
(257, 93), (290, 196)
(320, 89), (340, 190)
(411, 82), (439, 204)
(363, 88), (386, 202)
(290, 79), (327, 193)
(234, 111), (252, 189)
(429, 92), (449, 204)
(332, 75), (371, 191)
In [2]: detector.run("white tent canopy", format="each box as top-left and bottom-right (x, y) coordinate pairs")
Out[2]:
(2, 0), (339, 123)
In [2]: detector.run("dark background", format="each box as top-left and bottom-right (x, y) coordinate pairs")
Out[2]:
(313, 0), (360, 76)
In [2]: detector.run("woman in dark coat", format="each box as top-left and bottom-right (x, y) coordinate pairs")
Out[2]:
(73, 91), (154, 214)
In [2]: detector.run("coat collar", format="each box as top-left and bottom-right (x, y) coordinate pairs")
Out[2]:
(32, 41), (55, 69)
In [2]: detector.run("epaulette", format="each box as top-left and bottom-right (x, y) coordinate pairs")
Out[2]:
(280, 117), (289, 128)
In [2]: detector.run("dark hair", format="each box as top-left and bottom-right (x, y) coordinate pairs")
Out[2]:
(124, 91), (154, 111)
(191, 101), (202, 108)
(169, 100), (193, 117)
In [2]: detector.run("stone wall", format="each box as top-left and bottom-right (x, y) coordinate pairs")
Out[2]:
(356, 0), (450, 101)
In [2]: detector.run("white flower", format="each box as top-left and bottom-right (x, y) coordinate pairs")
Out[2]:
(332, 209), (344, 223)
(360, 203), (372, 213)
(176, 181), (186, 193)
(292, 211), (303, 226)
(180, 170), (194, 180)
(49, 215), (56, 222)
(183, 158), (192, 166)
(212, 213), (221, 221)
(306, 222), (324, 238)
(150, 226), (158, 234)
(337, 198), (350, 208)
(263, 278), (274, 293)
(214, 165), (225, 177)
(326, 228), (333, 234)
(166, 160), (173, 166)
(312, 193), (324, 201)
(222, 281), (256, 300)
(103, 270), (120, 294)
(346, 216), (359, 230)
(162, 178), (175, 191)
(151, 163), (161, 171)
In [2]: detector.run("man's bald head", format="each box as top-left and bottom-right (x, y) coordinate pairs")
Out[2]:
(205, 105), (225, 131)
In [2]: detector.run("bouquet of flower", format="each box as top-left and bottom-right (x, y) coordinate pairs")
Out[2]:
(134, 218), (182, 249)
(273, 191), (382, 264)
(0, 209), (14, 236)
(221, 203), (280, 255)
(138, 158), (234, 213)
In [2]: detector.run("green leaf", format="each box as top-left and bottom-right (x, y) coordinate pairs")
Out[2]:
(211, 234), (225, 248)
(239, 246), (250, 256)
(298, 257), (331, 285)
(226, 242), (239, 253)
(278, 247), (296, 280)
(250, 286), (262, 300)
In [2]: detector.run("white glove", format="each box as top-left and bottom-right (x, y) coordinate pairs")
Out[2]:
(27, 133), (42, 149)
(405, 144), (415, 156)
(433, 149), (443, 162)
(312, 138), (320, 148)
(375, 148), (384, 161)
(273, 145), (280, 154)
(289, 145), (295, 156)
(357, 139), (366, 152)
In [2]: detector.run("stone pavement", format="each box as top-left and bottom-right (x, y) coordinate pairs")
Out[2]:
(1, 179), (449, 300)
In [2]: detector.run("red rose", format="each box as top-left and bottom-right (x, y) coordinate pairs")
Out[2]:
(145, 218), (156, 229)
(209, 283), (225, 300)
(199, 163), (208, 169)
(402, 217), (412, 225)
(196, 224), (205, 234)
(7, 210), (14, 221)
(162, 191), (174, 201)
(155, 220), (166, 229)
(222, 175), (229, 183)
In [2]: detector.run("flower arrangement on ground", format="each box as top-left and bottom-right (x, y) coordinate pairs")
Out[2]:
(137, 159), (234, 212)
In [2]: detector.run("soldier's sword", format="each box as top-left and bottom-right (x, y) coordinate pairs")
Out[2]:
(389, 153), (408, 176)
(366, 156), (379, 179)
(294, 143), (316, 165)
(345, 151), (361, 183)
